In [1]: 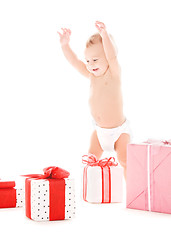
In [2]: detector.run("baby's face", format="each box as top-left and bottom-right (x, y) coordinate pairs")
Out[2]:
(84, 42), (109, 77)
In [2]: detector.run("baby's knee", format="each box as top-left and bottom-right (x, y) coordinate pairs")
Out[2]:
(117, 152), (127, 168)
(118, 158), (127, 168)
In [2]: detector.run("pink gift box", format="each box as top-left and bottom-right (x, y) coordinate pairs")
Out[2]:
(126, 140), (171, 214)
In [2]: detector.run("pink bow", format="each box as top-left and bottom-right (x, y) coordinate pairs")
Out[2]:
(82, 154), (118, 167)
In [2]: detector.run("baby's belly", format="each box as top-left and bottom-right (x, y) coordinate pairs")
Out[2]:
(89, 95), (125, 128)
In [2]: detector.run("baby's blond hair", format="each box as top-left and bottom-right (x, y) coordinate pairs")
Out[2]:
(86, 33), (102, 48)
(86, 32), (114, 48)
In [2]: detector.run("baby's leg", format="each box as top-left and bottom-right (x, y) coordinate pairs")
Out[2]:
(88, 130), (103, 159)
(114, 133), (130, 180)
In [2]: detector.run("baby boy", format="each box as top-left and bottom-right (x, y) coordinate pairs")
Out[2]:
(58, 21), (131, 179)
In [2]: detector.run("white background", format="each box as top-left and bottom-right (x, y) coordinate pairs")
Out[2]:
(0, 0), (171, 239)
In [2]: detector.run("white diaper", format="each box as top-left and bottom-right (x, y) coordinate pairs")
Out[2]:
(95, 119), (132, 152)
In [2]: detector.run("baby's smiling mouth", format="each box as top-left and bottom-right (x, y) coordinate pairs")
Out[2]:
(93, 68), (99, 71)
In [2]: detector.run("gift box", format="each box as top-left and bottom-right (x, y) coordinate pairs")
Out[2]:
(126, 139), (171, 214)
(0, 180), (24, 208)
(25, 166), (75, 221)
(82, 154), (123, 203)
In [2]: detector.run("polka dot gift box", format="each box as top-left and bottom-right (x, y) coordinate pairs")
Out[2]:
(24, 166), (75, 221)
(0, 180), (24, 208)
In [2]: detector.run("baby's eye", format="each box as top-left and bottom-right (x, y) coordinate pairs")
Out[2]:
(86, 60), (89, 63)
(93, 59), (98, 62)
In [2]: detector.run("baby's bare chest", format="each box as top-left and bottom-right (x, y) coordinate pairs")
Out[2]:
(90, 74), (120, 97)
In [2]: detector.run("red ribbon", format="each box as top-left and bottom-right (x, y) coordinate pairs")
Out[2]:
(0, 181), (15, 189)
(25, 166), (70, 221)
(23, 166), (70, 179)
(82, 154), (118, 167)
(145, 139), (171, 146)
(82, 154), (118, 203)
(162, 140), (171, 145)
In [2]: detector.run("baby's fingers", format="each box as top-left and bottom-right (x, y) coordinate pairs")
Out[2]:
(62, 28), (71, 36)
(95, 21), (105, 29)
(96, 20), (105, 25)
(61, 28), (66, 34)
(67, 28), (71, 35)
(57, 31), (62, 37)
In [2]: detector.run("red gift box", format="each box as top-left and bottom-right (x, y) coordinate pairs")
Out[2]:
(0, 181), (17, 208)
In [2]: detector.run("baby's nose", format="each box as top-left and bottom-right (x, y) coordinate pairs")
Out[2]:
(89, 61), (95, 67)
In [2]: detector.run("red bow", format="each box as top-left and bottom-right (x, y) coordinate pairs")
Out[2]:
(22, 166), (70, 179)
(145, 139), (171, 146)
(82, 154), (118, 167)
(162, 140), (171, 145)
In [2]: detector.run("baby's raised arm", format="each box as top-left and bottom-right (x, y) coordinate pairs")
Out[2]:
(58, 28), (89, 78)
(95, 21), (120, 75)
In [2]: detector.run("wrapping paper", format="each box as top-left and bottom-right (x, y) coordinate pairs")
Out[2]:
(126, 140), (171, 214)
(83, 155), (123, 203)
(25, 166), (75, 221)
(0, 180), (24, 208)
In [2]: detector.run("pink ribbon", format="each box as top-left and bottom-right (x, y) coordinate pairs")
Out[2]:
(144, 139), (171, 211)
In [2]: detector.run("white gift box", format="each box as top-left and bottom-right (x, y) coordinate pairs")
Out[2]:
(83, 155), (123, 203)
(16, 188), (24, 207)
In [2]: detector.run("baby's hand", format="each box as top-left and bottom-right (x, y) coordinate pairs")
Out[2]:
(95, 21), (106, 35)
(57, 28), (71, 46)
